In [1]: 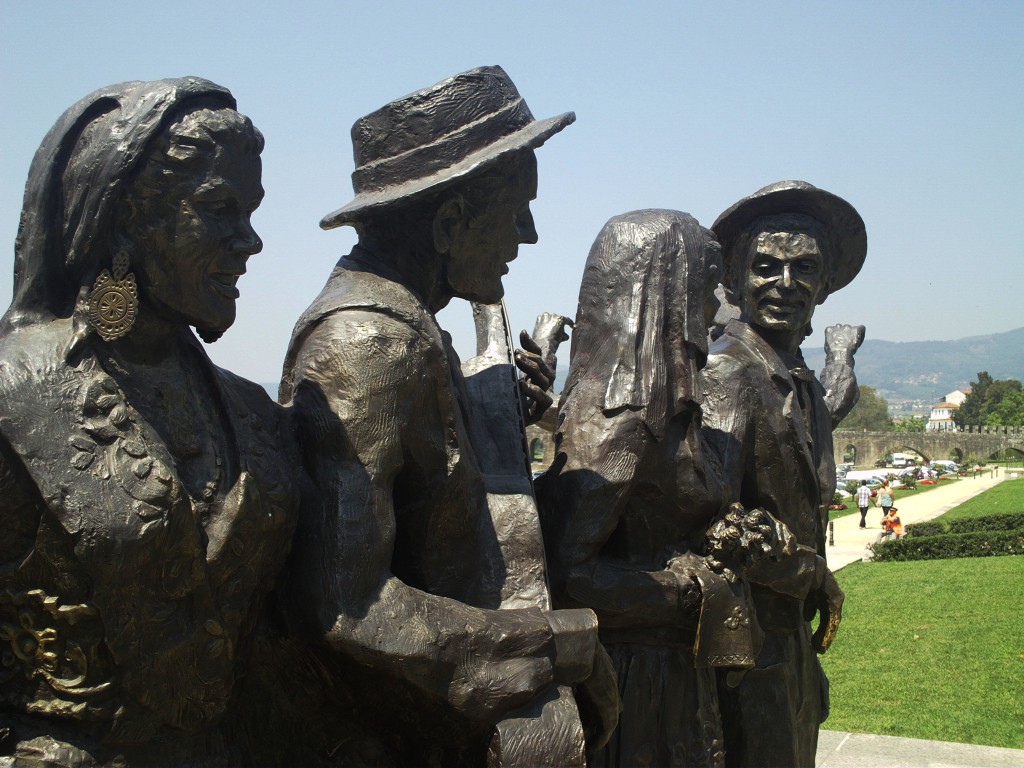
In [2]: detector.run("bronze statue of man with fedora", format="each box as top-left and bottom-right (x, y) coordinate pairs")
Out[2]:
(698, 181), (867, 767)
(278, 66), (616, 766)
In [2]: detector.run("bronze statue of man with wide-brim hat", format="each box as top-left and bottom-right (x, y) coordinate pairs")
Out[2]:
(278, 66), (617, 766)
(699, 180), (867, 767)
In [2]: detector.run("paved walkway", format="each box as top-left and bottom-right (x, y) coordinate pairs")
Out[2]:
(817, 730), (1024, 767)
(816, 470), (1024, 766)
(826, 470), (1007, 571)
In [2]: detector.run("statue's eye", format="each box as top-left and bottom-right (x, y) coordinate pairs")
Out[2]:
(203, 200), (233, 218)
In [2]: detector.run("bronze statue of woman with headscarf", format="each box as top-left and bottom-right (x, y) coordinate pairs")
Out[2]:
(0, 78), (298, 766)
(540, 210), (791, 768)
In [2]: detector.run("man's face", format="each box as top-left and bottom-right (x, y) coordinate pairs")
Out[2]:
(129, 137), (264, 338)
(445, 151), (538, 304)
(740, 229), (825, 333)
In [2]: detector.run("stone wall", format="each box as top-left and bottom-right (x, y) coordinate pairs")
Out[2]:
(834, 428), (1024, 465)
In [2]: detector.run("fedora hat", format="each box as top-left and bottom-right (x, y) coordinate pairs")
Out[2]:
(321, 66), (574, 229)
(712, 180), (867, 295)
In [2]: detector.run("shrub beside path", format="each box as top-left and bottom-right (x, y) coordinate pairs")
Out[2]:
(825, 471), (1008, 571)
(817, 469), (1024, 767)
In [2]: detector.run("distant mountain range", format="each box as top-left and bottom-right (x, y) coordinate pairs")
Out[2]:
(803, 326), (1024, 411)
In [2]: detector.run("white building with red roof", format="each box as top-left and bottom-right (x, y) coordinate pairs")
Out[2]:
(927, 401), (960, 431)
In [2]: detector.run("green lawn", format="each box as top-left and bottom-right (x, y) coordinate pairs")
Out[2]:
(934, 477), (1024, 523)
(820, 556), (1024, 749)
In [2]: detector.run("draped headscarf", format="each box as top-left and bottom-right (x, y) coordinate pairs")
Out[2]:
(561, 209), (713, 440)
(2, 77), (236, 333)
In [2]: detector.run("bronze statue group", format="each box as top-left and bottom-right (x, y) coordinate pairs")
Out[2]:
(0, 67), (866, 767)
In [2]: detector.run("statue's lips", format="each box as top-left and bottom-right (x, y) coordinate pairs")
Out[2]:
(209, 274), (242, 299)
(760, 299), (805, 316)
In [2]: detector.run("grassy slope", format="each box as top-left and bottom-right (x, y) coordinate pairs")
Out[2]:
(820, 556), (1024, 749)
(934, 477), (1024, 523)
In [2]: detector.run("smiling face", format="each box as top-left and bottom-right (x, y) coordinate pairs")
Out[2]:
(444, 151), (539, 304)
(122, 108), (264, 340)
(740, 227), (826, 334)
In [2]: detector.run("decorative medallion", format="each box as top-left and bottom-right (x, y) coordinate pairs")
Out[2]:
(87, 251), (138, 342)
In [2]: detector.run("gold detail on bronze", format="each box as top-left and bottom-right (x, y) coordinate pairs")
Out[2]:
(0, 589), (112, 698)
(87, 251), (138, 342)
(724, 606), (749, 631)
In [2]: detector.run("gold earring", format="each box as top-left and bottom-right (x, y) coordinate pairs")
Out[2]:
(87, 250), (138, 341)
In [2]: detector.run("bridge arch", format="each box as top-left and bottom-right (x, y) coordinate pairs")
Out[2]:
(833, 429), (1024, 468)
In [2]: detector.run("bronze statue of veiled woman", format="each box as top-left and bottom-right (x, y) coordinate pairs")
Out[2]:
(0, 78), (298, 766)
(541, 210), (788, 768)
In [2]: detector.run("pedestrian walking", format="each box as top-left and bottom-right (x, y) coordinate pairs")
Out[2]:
(856, 480), (872, 528)
(875, 479), (895, 524)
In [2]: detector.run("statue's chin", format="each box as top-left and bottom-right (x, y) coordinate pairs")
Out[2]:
(196, 324), (228, 343)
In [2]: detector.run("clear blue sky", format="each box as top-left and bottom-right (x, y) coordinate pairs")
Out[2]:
(2, 1), (1022, 384)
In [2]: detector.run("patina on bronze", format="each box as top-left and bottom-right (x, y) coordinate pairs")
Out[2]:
(700, 180), (867, 767)
(279, 66), (618, 767)
(0, 78), (298, 766)
(539, 210), (793, 768)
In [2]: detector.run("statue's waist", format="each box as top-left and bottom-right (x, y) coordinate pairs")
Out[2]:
(599, 626), (695, 647)
(748, 585), (806, 631)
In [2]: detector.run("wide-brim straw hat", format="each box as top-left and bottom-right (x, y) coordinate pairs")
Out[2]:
(321, 66), (574, 229)
(712, 180), (867, 295)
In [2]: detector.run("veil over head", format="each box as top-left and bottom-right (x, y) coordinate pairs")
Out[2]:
(563, 209), (712, 439)
(2, 77), (236, 333)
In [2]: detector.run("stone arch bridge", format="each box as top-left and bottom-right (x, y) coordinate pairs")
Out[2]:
(834, 426), (1024, 466)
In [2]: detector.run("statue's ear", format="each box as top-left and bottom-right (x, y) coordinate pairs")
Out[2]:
(432, 195), (465, 255)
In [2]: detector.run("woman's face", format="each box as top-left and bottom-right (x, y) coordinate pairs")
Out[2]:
(126, 125), (264, 338)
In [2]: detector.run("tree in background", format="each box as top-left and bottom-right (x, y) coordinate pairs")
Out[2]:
(837, 385), (892, 431)
(953, 372), (1024, 427)
(893, 415), (927, 432)
(954, 371), (992, 427)
(985, 386), (1024, 427)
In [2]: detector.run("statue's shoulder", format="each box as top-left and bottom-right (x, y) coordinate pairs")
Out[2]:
(705, 323), (761, 379)
(282, 266), (448, 413)
(0, 320), (77, 406)
(294, 259), (437, 346)
(286, 259), (444, 386)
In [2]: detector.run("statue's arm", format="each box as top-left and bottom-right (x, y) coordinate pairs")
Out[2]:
(286, 313), (597, 722)
(550, 390), (701, 632)
(821, 324), (865, 427)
